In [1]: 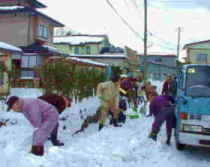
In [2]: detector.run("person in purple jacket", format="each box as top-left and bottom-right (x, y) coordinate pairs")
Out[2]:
(148, 94), (176, 145)
(6, 96), (60, 156)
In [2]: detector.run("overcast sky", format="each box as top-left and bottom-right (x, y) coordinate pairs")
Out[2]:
(41, 0), (210, 54)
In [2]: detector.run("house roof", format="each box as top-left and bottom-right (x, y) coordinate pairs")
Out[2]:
(138, 53), (176, 57)
(48, 56), (107, 68)
(20, 43), (62, 55)
(147, 61), (177, 68)
(66, 57), (108, 67)
(53, 35), (106, 45)
(183, 40), (210, 49)
(67, 53), (127, 59)
(28, 0), (46, 8)
(0, 0), (46, 9)
(0, 41), (22, 53)
(0, 6), (64, 27)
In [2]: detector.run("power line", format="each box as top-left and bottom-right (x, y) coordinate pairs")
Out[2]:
(148, 32), (177, 47)
(129, 0), (177, 49)
(105, 0), (144, 42)
(105, 0), (177, 51)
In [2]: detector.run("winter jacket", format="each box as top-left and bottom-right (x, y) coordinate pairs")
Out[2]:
(149, 95), (174, 116)
(96, 81), (119, 103)
(38, 94), (66, 114)
(20, 98), (59, 145)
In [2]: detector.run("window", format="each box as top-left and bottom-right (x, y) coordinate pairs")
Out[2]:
(86, 46), (91, 54)
(21, 55), (42, 79)
(196, 54), (207, 63)
(37, 25), (49, 39)
(186, 66), (210, 97)
(177, 71), (183, 89)
(0, 62), (4, 86)
(75, 47), (79, 54)
(21, 70), (35, 79)
(21, 56), (37, 68)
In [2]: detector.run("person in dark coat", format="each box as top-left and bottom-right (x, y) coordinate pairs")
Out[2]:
(148, 94), (176, 145)
(162, 76), (173, 96)
(38, 94), (72, 146)
(170, 76), (177, 99)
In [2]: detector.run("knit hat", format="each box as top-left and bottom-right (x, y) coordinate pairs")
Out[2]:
(6, 96), (19, 111)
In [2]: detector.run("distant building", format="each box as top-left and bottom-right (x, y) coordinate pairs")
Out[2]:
(183, 40), (210, 64)
(54, 34), (124, 55)
(0, 0), (64, 79)
(139, 53), (177, 80)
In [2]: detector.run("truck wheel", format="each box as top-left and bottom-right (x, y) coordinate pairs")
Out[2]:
(176, 142), (185, 150)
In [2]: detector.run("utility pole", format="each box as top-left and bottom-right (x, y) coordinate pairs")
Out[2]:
(143, 0), (148, 82)
(177, 27), (181, 63)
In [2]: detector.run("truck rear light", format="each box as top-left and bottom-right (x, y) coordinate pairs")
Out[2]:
(180, 112), (188, 120)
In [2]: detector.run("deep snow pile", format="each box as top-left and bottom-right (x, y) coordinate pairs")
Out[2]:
(0, 80), (210, 167)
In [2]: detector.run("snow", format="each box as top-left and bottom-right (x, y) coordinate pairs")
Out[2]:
(0, 80), (210, 167)
(0, 6), (24, 10)
(69, 53), (126, 58)
(54, 36), (105, 45)
(43, 45), (61, 53)
(0, 41), (22, 53)
(66, 57), (108, 67)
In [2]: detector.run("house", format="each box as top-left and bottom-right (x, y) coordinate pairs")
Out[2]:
(53, 34), (111, 55)
(54, 34), (126, 67)
(0, 41), (22, 96)
(138, 52), (177, 80)
(183, 40), (210, 64)
(0, 0), (64, 80)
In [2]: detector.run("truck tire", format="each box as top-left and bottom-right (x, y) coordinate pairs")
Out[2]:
(176, 141), (185, 150)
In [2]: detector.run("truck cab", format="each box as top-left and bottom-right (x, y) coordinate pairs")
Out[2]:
(175, 64), (210, 149)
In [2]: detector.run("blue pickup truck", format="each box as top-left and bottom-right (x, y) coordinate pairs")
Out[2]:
(175, 64), (210, 150)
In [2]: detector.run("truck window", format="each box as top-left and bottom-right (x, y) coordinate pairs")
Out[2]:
(186, 66), (210, 97)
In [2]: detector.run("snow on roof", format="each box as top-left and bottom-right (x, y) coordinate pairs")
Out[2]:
(0, 6), (24, 10)
(66, 57), (108, 67)
(68, 53), (126, 58)
(43, 45), (60, 53)
(53, 36), (105, 45)
(0, 41), (22, 53)
(138, 52), (176, 56)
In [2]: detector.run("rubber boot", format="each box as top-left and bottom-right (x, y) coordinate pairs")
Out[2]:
(31, 145), (44, 156)
(51, 125), (64, 146)
(113, 119), (122, 127)
(98, 123), (104, 131)
(109, 118), (113, 125)
(166, 135), (171, 145)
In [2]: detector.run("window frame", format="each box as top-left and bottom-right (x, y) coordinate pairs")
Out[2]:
(37, 24), (49, 39)
(196, 53), (208, 63)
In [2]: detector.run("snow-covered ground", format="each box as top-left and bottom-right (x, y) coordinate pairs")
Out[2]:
(0, 80), (210, 167)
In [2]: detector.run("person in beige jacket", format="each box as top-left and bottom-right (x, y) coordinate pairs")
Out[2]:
(96, 75), (121, 130)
